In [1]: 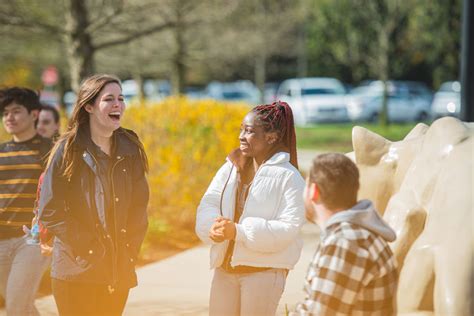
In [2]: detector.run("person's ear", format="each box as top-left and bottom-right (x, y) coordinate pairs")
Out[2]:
(265, 131), (279, 145)
(31, 109), (39, 121)
(84, 104), (94, 114)
(311, 183), (320, 202)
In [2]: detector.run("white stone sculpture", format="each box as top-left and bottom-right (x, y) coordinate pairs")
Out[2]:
(351, 117), (473, 315)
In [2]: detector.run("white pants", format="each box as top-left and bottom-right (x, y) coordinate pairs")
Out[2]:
(209, 267), (287, 316)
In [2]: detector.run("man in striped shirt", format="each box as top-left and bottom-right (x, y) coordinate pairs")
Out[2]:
(0, 87), (52, 315)
(293, 153), (398, 315)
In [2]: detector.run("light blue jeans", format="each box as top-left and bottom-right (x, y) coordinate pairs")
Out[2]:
(0, 236), (50, 316)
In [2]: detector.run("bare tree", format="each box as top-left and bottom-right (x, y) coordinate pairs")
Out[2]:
(200, 0), (302, 101)
(0, 0), (175, 91)
(364, 0), (412, 126)
(94, 0), (236, 96)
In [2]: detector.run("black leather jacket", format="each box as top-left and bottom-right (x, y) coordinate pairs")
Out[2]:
(39, 127), (149, 289)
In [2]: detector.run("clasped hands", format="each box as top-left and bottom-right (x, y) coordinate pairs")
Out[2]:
(209, 216), (236, 242)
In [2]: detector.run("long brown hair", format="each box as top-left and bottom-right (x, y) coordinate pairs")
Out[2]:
(47, 74), (148, 179)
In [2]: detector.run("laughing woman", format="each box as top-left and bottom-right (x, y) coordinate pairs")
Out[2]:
(196, 101), (306, 316)
(39, 74), (149, 316)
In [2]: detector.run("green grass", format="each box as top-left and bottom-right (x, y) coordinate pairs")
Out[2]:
(296, 123), (419, 152)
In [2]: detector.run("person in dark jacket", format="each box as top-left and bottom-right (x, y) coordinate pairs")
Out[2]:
(38, 74), (149, 316)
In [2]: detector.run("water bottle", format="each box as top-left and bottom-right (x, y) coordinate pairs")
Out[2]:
(25, 222), (40, 245)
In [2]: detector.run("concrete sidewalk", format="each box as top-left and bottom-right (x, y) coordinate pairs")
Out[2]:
(26, 224), (320, 316)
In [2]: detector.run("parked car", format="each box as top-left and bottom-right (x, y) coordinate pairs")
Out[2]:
(205, 80), (261, 105)
(276, 77), (349, 125)
(430, 81), (461, 119)
(346, 80), (433, 122)
(263, 82), (279, 103)
(63, 90), (77, 116)
(122, 79), (170, 104)
(184, 86), (207, 99)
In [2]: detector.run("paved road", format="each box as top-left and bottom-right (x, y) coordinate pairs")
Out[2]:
(296, 149), (323, 174)
(3, 149), (323, 316)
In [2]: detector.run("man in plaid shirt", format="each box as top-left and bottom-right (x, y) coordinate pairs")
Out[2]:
(293, 153), (398, 315)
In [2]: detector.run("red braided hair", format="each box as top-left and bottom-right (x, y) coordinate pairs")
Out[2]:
(252, 101), (298, 169)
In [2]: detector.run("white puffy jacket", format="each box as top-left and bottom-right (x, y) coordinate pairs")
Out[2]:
(195, 152), (306, 270)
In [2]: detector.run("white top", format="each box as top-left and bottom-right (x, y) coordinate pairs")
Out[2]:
(195, 152), (306, 270)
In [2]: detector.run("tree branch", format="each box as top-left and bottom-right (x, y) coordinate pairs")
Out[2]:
(0, 0), (65, 35)
(94, 21), (175, 50)
(0, 13), (64, 35)
(85, 0), (125, 34)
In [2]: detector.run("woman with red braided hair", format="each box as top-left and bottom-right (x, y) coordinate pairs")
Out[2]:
(196, 101), (306, 315)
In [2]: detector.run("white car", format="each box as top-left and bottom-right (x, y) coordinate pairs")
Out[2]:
(346, 81), (432, 122)
(431, 81), (461, 119)
(276, 77), (348, 125)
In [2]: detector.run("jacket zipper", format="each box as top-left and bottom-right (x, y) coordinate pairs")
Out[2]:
(229, 163), (265, 268)
(86, 150), (124, 292)
(219, 164), (234, 217)
(109, 156), (124, 291)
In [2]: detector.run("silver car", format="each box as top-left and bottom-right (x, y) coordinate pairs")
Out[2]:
(346, 81), (433, 122)
(431, 81), (461, 119)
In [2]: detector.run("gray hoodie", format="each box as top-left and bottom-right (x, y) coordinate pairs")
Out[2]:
(323, 199), (397, 242)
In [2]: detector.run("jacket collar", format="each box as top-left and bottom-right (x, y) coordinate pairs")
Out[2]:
(265, 152), (290, 165)
(227, 148), (290, 171)
(113, 128), (139, 157)
(75, 124), (138, 157)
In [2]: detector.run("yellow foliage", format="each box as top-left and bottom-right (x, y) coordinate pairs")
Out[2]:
(122, 97), (250, 248)
(0, 96), (249, 252)
(0, 61), (40, 88)
(0, 128), (8, 143)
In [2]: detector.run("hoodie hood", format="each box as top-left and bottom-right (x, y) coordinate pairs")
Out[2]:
(324, 200), (396, 242)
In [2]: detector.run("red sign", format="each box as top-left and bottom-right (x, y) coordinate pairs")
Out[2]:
(41, 66), (58, 86)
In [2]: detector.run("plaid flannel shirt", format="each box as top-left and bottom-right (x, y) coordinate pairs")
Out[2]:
(294, 222), (398, 316)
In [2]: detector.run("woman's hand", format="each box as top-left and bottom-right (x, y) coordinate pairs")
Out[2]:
(211, 217), (236, 241)
(209, 217), (226, 243)
(40, 240), (53, 256)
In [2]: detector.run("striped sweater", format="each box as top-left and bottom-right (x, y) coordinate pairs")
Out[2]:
(0, 134), (52, 239)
